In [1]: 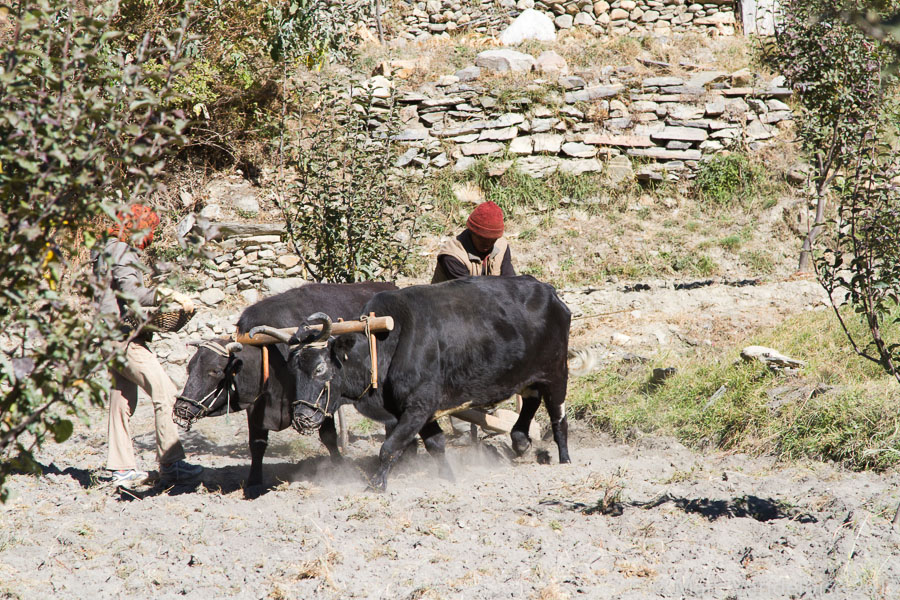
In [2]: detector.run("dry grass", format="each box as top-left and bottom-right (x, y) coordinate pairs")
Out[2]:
(617, 561), (658, 578)
(533, 581), (569, 600)
(294, 550), (341, 586)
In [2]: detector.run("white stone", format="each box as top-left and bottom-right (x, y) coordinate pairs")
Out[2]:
(650, 127), (708, 142)
(277, 255), (301, 268)
(561, 142), (598, 158)
(475, 49), (536, 72)
(555, 14), (574, 28)
(240, 289), (259, 305)
(199, 204), (223, 220)
(611, 332), (631, 345)
(558, 158), (603, 174)
(498, 9), (556, 45)
(478, 126), (519, 141)
(574, 12), (595, 26)
(509, 136), (534, 154)
(200, 288), (226, 306)
(460, 141), (505, 156)
(536, 50), (568, 74)
(517, 156), (560, 178)
(746, 119), (775, 140)
(604, 154), (634, 186)
(532, 133), (564, 154)
(454, 156), (477, 172)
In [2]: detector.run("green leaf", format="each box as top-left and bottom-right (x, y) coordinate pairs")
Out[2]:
(50, 419), (73, 443)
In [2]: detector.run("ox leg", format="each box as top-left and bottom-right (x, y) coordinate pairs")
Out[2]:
(318, 416), (344, 464)
(372, 410), (430, 492)
(246, 411), (269, 488)
(385, 414), (419, 467)
(419, 420), (454, 482)
(543, 384), (571, 464)
(510, 388), (541, 457)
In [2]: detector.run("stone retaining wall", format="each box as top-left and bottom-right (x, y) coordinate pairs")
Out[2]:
(356, 0), (739, 43)
(382, 57), (792, 182)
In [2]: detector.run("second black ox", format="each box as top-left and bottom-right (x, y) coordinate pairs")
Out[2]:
(252, 275), (572, 491)
(174, 282), (395, 487)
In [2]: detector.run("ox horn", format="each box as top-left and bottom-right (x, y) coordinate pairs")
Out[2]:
(306, 312), (333, 342)
(247, 325), (294, 344)
(225, 341), (243, 354)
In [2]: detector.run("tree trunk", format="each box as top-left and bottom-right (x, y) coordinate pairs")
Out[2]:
(373, 0), (385, 45)
(797, 187), (828, 272)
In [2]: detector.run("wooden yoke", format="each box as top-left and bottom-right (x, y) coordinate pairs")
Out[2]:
(234, 316), (394, 346)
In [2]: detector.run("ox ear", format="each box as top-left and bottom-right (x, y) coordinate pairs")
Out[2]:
(290, 323), (317, 346)
(330, 335), (356, 366)
(228, 356), (244, 376)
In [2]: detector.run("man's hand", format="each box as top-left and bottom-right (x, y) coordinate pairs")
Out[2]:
(157, 286), (196, 313)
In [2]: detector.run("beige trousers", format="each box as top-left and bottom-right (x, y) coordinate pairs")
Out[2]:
(107, 341), (186, 470)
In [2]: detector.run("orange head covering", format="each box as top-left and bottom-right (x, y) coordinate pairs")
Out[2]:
(108, 204), (160, 249)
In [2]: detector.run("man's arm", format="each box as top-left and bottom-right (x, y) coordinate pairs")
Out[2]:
(437, 254), (471, 281)
(500, 247), (516, 277)
(108, 242), (158, 306)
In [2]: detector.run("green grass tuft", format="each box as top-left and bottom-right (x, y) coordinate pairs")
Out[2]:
(569, 308), (900, 471)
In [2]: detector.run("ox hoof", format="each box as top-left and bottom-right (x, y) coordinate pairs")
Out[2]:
(510, 431), (531, 457)
(243, 483), (265, 500)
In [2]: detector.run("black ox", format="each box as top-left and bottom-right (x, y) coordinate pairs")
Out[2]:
(174, 282), (396, 487)
(251, 275), (572, 491)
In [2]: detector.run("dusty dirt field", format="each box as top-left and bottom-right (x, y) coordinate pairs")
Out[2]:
(3, 409), (900, 600)
(3, 278), (900, 600)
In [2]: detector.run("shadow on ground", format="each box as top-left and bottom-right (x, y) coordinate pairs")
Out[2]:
(560, 493), (818, 523)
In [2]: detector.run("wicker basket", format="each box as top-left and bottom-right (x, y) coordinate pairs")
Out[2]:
(124, 307), (195, 334)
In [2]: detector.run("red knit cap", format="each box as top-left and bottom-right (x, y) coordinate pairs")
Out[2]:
(466, 201), (504, 239)
(108, 204), (160, 249)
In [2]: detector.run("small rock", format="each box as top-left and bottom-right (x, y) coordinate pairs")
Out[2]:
(730, 68), (753, 87)
(459, 141), (505, 156)
(611, 332), (631, 345)
(454, 156), (477, 172)
(475, 49), (536, 73)
(240, 289), (259, 305)
(536, 50), (568, 74)
(455, 66), (481, 82)
(558, 75), (586, 90)
(277, 255), (301, 269)
(555, 14), (574, 29)
(532, 133), (564, 154)
(561, 142), (598, 158)
(200, 288), (226, 306)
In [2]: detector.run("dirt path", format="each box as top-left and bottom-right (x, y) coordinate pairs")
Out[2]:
(2, 404), (899, 599)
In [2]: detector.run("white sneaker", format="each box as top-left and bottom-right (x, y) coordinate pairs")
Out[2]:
(110, 469), (149, 485)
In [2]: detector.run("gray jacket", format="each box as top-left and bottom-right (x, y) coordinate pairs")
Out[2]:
(94, 239), (157, 320)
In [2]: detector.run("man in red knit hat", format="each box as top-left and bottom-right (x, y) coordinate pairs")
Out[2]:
(431, 201), (515, 282)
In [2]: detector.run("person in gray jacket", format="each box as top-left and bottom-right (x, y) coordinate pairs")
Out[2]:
(94, 204), (202, 485)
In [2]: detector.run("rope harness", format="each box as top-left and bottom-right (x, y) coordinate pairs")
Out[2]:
(290, 340), (332, 433)
(290, 316), (380, 431)
(174, 341), (237, 430)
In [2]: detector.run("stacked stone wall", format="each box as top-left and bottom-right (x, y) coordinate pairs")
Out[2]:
(352, 0), (739, 42)
(381, 60), (792, 182)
